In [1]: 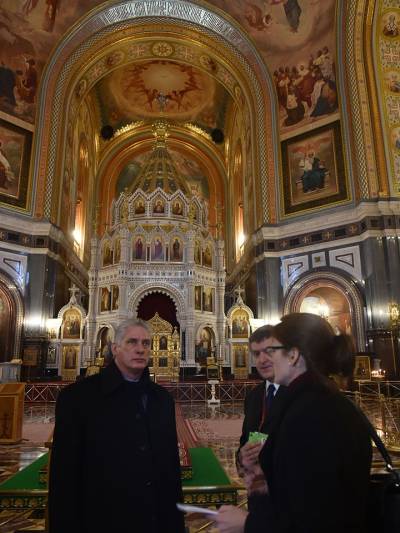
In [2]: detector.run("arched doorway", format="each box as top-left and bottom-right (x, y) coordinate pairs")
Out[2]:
(137, 292), (179, 329)
(0, 275), (23, 362)
(0, 282), (15, 362)
(284, 271), (365, 350)
(299, 286), (352, 335)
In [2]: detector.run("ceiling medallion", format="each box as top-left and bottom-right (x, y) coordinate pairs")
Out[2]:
(151, 41), (174, 57)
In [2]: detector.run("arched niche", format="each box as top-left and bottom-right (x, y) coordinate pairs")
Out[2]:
(283, 270), (365, 350)
(0, 273), (24, 361)
(129, 283), (185, 324)
(32, 0), (278, 230)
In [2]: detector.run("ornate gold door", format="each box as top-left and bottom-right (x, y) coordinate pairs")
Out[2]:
(148, 313), (180, 381)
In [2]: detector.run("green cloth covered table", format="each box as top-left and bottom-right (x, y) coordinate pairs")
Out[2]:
(0, 447), (239, 510)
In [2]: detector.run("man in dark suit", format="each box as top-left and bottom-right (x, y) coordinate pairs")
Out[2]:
(237, 325), (284, 478)
(48, 318), (185, 533)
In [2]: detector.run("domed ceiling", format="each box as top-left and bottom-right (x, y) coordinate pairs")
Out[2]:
(116, 148), (210, 200)
(94, 59), (230, 132)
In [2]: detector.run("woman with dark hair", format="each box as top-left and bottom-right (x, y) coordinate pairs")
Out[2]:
(216, 312), (372, 533)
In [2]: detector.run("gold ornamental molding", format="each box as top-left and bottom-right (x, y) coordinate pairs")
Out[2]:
(32, 0), (278, 226)
(374, 0), (400, 196)
(344, 0), (394, 199)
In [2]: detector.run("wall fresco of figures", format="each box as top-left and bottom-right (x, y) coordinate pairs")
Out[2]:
(0, 118), (32, 210)
(97, 60), (230, 132)
(209, 0), (338, 137)
(0, 0), (102, 124)
(0, 0), (336, 138)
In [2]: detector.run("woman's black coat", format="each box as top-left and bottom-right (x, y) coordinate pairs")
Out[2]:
(245, 373), (372, 533)
(48, 362), (185, 533)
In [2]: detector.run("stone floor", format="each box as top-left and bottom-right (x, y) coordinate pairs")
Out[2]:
(0, 402), (246, 532)
(2, 401), (396, 532)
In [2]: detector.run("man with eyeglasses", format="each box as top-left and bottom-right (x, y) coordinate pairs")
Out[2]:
(49, 318), (185, 533)
(237, 325), (285, 502)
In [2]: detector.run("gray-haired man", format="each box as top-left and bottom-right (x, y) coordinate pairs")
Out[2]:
(49, 318), (185, 533)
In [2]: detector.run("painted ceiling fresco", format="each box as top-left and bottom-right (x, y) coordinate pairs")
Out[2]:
(116, 148), (210, 200)
(95, 59), (229, 131)
(0, 0), (337, 137)
(0, 0), (97, 123)
(212, 0), (338, 136)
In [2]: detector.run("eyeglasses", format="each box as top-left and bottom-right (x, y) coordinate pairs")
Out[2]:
(252, 346), (287, 357)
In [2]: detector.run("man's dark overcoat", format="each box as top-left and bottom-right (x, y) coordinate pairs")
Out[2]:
(48, 362), (185, 533)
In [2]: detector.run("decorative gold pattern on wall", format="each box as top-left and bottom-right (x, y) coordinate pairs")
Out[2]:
(344, 0), (379, 199)
(376, 0), (400, 194)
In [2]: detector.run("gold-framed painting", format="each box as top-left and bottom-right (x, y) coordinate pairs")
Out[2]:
(114, 239), (121, 263)
(111, 285), (119, 310)
(102, 241), (113, 266)
(22, 346), (38, 366)
(100, 287), (111, 312)
(232, 344), (248, 369)
(63, 345), (79, 370)
(232, 309), (250, 338)
(202, 244), (213, 268)
(194, 286), (202, 311)
(354, 355), (371, 381)
(151, 236), (164, 261)
(0, 118), (32, 210)
(133, 236), (145, 261)
(202, 287), (214, 312)
(170, 237), (183, 262)
(281, 120), (348, 216)
(62, 309), (81, 339)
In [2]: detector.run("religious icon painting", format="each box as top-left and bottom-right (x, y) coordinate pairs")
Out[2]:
(194, 286), (202, 310)
(62, 309), (81, 339)
(0, 118), (33, 211)
(100, 287), (111, 312)
(194, 241), (202, 265)
(47, 345), (57, 366)
(159, 335), (168, 350)
(151, 236), (164, 261)
(133, 236), (145, 261)
(381, 12), (400, 38)
(354, 355), (371, 381)
(281, 120), (348, 217)
(111, 285), (119, 310)
(172, 200), (183, 216)
(23, 346), (38, 366)
(232, 309), (250, 338)
(63, 345), (78, 370)
(202, 287), (214, 312)
(170, 237), (183, 261)
(233, 344), (248, 369)
(153, 198), (165, 215)
(114, 239), (121, 263)
(102, 241), (113, 266)
(202, 244), (213, 268)
(134, 198), (146, 214)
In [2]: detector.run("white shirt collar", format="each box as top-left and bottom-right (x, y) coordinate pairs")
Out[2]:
(265, 380), (279, 393)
